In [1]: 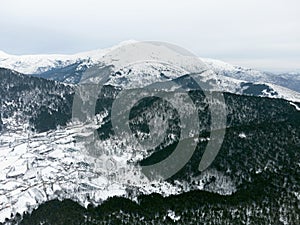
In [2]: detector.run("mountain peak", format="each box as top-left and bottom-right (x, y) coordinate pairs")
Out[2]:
(0, 50), (9, 57)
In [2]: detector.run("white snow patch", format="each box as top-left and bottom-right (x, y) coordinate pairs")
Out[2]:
(290, 102), (300, 111)
(238, 132), (247, 138)
(167, 210), (181, 222)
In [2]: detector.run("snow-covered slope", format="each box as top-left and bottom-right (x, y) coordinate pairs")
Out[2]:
(96, 62), (300, 102)
(1, 64), (300, 222)
(201, 58), (300, 93)
(0, 51), (80, 74)
(0, 41), (136, 75)
(0, 41), (299, 103)
(0, 121), (236, 222)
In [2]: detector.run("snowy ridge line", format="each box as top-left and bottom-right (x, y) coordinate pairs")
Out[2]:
(0, 41), (136, 75)
(1, 41), (299, 105)
(0, 40), (299, 78)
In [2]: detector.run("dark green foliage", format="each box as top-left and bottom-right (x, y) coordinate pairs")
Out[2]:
(1, 67), (300, 224)
(241, 82), (277, 96)
(18, 92), (300, 224)
(18, 173), (300, 225)
(20, 199), (87, 225)
(0, 68), (74, 132)
(32, 60), (90, 84)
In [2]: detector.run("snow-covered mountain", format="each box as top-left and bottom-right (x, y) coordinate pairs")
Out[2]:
(0, 52), (79, 75)
(89, 62), (300, 103)
(1, 42), (300, 224)
(1, 42), (299, 103)
(201, 58), (300, 93)
(0, 41), (135, 75)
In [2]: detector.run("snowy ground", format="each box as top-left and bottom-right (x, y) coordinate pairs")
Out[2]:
(0, 121), (236, 222)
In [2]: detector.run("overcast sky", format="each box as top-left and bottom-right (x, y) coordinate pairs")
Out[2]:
(0, 0), (299, 72)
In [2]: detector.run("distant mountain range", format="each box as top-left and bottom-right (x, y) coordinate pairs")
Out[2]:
(0, 41), (300, 103)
